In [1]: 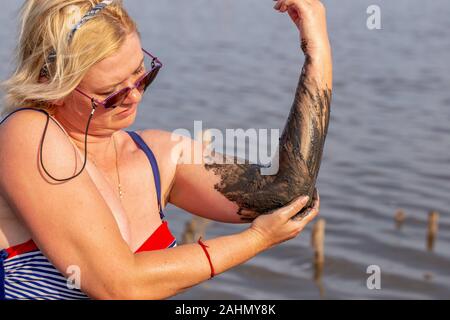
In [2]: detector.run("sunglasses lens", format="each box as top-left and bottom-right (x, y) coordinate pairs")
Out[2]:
(104, 89), (130, 109)
(138, 67), (160, 93)
(102, 65), (161, 108)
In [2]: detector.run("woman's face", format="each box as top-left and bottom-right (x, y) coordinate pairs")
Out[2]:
(60, 32), (147, 131)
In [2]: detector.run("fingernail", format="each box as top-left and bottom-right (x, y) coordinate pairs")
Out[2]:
(301, 196), (310, 203)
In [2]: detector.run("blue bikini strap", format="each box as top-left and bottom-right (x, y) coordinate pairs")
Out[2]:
(0, 250), (7, 300)
(126, 131), (165, 220)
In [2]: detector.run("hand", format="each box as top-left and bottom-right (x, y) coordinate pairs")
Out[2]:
(273, 0), (330, 57)
(249, 191), (320, 250)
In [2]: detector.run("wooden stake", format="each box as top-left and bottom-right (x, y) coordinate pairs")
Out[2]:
(312, 219), (326, 264)
(181, 216), (211, 245)
(311, 218), (326, 297)
(395, 209), (406, 230)
(427, 211), (439, 251)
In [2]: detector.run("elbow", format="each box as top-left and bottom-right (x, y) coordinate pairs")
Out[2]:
(88, 277), (137, 300)
(81, 267), (139, 300)
(89, 275), (183, 300)
(67, 252), (187, 300)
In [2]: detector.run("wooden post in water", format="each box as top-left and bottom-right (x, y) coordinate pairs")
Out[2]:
(395, 209), (406, 230)
(311, 218), (326, 298)
(181, 216), (211, 245)
(312, 218), (326, 265)
(427, 211), (439, 251)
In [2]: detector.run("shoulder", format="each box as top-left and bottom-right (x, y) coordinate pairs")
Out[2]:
(136, 129), (193, 161)
(0, 109), (80, 182)
(134, 129), (195, 203)
(136, 128), (211, 169)
(0, 108), (65, 140)
(136, 129), (190, 146)
(0, 108), (71, 149)
(1, 108), (48, 132)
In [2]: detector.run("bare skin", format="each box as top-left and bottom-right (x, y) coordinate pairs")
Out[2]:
(0, 0), (329, 299)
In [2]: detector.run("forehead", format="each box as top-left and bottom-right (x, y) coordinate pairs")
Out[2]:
(82, 32), (143, 89)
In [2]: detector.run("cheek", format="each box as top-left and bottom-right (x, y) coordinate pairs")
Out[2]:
(63, 93), (95, 115)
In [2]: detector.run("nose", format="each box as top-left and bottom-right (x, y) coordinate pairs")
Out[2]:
(123, 87), (142, 105)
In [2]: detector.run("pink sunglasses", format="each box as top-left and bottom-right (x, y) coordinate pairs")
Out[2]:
(75, 48), (162, 109)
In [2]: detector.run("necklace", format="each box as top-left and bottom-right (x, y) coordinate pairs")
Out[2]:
(112, 134), (124, 200)
(87, 134), (124, 200)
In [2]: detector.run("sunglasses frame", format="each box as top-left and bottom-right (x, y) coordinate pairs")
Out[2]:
(75, 48), (162, 109)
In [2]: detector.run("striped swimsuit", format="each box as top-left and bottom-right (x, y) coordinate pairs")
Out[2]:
(0, 119), (177, 300)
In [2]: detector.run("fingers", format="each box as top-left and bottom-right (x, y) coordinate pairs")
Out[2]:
(298, 189), (320, 221)
(273, 0), (319, 12)
(311, 188), (320, 212)
(273, 0), (308, 9)
(273, 0), (294, 13)
(279, 195), (310, 220)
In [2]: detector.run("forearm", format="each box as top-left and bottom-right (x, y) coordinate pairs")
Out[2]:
(128, 228), (265, 299)
(205, 47), (332, 220)
(277, 47), (332, 210)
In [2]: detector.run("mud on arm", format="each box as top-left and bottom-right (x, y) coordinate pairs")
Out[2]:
(205, 52), (332, 221)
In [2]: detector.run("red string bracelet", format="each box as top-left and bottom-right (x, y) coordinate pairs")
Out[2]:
(198, 237), (215, 279)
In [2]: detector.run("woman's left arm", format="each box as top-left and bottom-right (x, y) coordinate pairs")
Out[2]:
(144, 0), (332, 223)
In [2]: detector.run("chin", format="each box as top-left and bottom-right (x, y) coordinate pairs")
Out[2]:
(116, 113), (137, 130)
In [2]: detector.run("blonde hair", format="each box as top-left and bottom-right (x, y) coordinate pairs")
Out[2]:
(1, 0), (137, 117)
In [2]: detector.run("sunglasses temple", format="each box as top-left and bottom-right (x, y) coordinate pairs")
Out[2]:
(142, 48), (162, 68)
(75, 88), (106, 108)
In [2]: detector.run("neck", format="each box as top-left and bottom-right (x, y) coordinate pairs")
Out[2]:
(54, 107), (118, 168)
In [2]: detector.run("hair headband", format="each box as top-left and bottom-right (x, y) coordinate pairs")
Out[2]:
(40, 0), (114, 78)
(67, 0), (113, 42)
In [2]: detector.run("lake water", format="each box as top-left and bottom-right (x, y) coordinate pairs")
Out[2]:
(1, 0), (449, 299)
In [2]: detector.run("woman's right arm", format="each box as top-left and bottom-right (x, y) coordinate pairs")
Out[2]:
(0, 110), (318, 300)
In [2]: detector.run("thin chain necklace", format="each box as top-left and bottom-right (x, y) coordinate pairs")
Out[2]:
(88, 134), (124, 201)
(112, 134), (124, 200)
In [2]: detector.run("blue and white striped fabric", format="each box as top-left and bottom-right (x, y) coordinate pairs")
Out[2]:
(1, 250), (89, 300)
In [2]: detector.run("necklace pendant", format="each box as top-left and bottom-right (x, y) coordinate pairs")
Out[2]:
(118, 184), (123, 199)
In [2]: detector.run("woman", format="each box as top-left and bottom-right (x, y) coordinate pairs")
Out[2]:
(0, 0), (331, 300)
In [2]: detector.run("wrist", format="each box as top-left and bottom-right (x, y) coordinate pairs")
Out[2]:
(243, 227), (271, 253)
(305, 43), (331, 64)
(303, 43), (333, 87)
